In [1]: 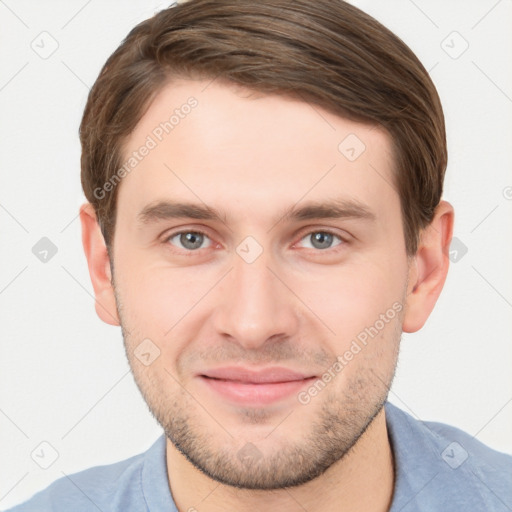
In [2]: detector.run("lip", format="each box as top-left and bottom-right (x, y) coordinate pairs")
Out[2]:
(200, 366), (313, 383)
(198, 366), (317, 405)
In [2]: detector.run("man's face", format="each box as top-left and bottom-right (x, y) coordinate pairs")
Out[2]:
(111, 78), (409, 489)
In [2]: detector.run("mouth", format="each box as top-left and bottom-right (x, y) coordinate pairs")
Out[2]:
(197, 367), (317, 405)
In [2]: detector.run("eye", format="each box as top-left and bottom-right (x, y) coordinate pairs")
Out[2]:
(164, 230), (212, 251)
(163, 229), (346, 253)
(296, 230), (345, 251)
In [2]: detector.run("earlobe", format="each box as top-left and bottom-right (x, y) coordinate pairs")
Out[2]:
(79, 202), (120, 326)
(402, 200), (454, 333)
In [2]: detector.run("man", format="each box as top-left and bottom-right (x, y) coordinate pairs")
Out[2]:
(6, 0), (511, 511)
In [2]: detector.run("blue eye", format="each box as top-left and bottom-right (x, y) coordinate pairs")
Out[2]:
(164, 229), (345, 253)
(166, 231), (212, 251)
(297, 231), (344, 250)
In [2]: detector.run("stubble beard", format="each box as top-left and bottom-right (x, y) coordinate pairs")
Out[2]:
(114, 281), (401, 490)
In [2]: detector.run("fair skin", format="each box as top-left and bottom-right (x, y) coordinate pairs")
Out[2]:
(80, 78), (453, 512)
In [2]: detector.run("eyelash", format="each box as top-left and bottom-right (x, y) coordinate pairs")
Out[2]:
(162, 228), (347, 254)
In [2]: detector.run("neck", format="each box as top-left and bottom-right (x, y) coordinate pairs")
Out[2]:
(166, 407), (395, 512)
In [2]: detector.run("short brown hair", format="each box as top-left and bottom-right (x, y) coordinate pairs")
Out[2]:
(80, 0), (446, 255)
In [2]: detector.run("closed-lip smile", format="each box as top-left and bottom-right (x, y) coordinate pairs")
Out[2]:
(198, 366), (317, 405)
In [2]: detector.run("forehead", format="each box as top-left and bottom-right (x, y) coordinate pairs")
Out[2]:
(116, 78), (398, 228)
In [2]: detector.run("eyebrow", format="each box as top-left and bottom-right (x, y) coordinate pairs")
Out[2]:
(136, 198), (376, 228)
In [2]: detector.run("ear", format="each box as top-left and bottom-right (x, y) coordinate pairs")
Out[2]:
(403, 200), (454, 333)
(79, 202), (120, 326)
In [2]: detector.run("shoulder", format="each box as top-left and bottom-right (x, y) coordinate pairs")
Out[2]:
(385, 402), (512, 512)
(2, 437), (163, 512)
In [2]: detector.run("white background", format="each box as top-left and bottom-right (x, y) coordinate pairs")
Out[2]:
(0, 0), (511, 509)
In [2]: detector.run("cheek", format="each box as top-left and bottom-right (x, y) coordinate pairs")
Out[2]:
(116, 257), (195, 324)
(298, 257), (406, 349)
(115, 262), (213, 364)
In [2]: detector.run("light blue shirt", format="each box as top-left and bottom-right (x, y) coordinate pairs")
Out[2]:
(4, 402), (511, 511)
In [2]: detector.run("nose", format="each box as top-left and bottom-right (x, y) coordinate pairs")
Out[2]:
(211, 249), (300, 350)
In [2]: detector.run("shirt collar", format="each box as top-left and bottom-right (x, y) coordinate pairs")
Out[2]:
(140, 403), (490, 511)
(385, 401), (488, 511)
(141, 434), (177, 512)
